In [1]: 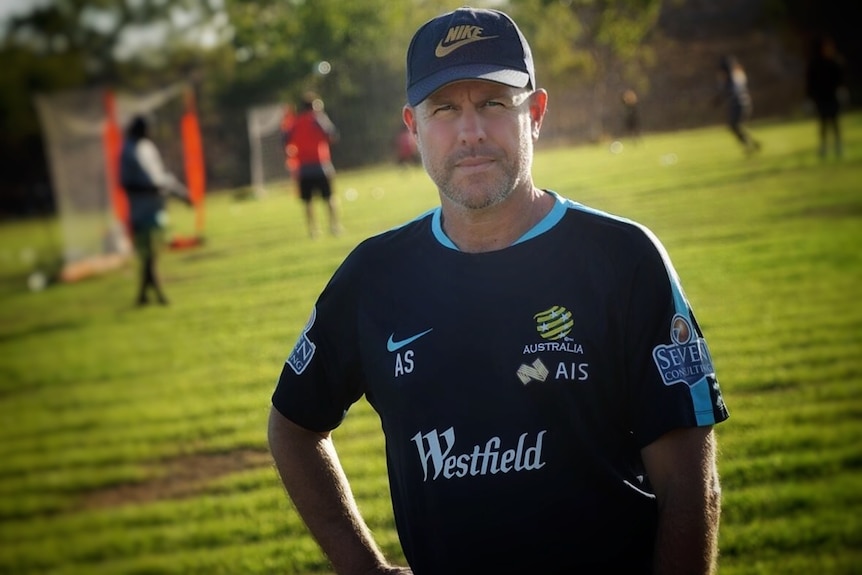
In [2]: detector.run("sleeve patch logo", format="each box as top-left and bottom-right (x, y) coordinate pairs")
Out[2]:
(286, 307), (317, 375)
(652, 314), (715, 387)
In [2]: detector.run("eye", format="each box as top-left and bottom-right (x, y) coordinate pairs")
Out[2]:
(483, 100), (505, 108)
(429, 104), (455, 116)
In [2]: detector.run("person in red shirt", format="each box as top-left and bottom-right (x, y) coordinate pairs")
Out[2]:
(283, 92), (342, 238)
(395, 125), (420, 166)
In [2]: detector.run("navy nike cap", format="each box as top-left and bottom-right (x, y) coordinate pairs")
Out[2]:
(406, 7), (535, 107)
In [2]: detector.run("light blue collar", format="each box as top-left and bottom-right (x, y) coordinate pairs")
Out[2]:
(431, 190), (566, 251)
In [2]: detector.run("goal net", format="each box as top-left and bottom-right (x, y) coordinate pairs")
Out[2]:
(35, 83), (205, 282)
(247, 103), (295, 198)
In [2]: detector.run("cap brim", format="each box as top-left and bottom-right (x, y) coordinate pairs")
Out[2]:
(407, 64), (531, 106)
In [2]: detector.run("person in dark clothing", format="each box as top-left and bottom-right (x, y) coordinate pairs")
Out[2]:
(715, 55), (761, 155)
(119, 115), (190, 306)
(622, 89), (641, 143)
(806, 36), (846, 158)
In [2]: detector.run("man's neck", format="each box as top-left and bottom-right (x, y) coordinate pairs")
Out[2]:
(440, 187), (553, 253)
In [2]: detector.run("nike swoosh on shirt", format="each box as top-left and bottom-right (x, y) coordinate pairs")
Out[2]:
(387, 328), (434, 352)
(435, 35), (497, 58)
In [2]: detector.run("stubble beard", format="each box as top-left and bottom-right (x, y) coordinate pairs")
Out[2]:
(423, 137), (533, 211)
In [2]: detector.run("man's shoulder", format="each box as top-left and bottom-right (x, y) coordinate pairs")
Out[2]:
(558, 198), (647, 233)
(555, 198), (664, 256)
(360, 210), (434, 250)
(343, 211), (435, 262)
(328, 212), (435, 290)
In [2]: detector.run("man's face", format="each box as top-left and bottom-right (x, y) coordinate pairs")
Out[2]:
(403, 80), (546, 211)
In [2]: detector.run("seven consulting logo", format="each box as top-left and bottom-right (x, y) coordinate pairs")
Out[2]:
(435, 25), (498, 58)
(652, 314), (715, 387)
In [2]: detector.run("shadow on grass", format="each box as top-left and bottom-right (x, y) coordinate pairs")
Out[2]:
(0, 319), (82, 344)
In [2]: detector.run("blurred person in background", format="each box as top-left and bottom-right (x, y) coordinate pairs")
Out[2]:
(283, 91), (342, 238)
(715, 55), (761, 155)
(120, 115), (190, 306)
(622, 88), (642, 143)
(395, 124), (420, 166)
(806, 35), (847, 158)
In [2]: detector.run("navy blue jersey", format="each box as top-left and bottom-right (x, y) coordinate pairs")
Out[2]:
(272, 191), (729, 573)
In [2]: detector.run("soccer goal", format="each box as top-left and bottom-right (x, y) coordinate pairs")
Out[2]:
(246, 102), (295, 198)
(35, 83), (206, 283)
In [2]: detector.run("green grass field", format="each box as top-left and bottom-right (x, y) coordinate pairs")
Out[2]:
(1, 114), (860, 574)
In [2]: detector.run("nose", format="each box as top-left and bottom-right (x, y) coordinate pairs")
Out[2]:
(457, 107), (486, 145)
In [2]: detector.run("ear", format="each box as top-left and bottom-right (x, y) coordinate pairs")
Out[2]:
(529, 89), (548, 141)
(403, 105), (418, 137)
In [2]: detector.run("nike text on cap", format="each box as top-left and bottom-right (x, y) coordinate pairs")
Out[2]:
(406, 7), (535, 107)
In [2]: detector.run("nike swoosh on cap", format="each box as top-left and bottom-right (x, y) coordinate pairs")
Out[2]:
(387, 328), (434, 352)
(435, 35), (497, 58)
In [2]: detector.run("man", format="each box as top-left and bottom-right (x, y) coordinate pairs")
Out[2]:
(269, 7), (728, 574)
(715, 55), (761, 155)
(806, 35), (845, 158)
(120, 115), (190, 306)
(282, 91), (341, 238)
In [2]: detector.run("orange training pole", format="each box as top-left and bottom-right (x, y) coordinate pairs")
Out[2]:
(181, 87), (206, 235)
(103, 90), (129, 237)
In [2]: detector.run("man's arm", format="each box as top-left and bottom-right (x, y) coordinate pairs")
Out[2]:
(267, 407), (411, 575)
(641, 426), (722, 575)
(315, 111), (340, 143)
(136, 139), (190, 202)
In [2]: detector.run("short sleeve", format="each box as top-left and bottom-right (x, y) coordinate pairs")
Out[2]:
(623, 228), (729, 447)
(271, 253), (366, 432)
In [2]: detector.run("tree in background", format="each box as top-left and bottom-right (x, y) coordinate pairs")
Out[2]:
(0, 0), (457, 212)
(2, 0), (853, 216)
(213, 0), (453, 178)
(0, 0), (225, 216)
(2, 0), (224, 82)
(510, 0), (661, 140)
